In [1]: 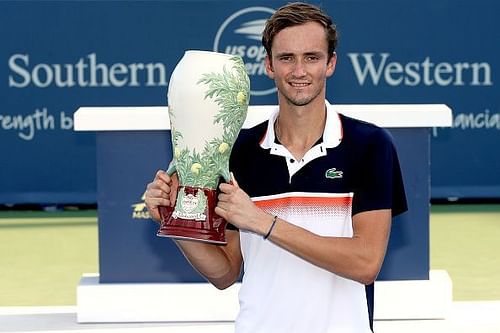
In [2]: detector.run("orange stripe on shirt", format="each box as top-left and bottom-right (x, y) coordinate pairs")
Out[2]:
(253, 195), (352, 209)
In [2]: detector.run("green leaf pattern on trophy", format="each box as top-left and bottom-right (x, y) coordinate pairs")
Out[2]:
(191, 190), (208, 215)
(169, 104), (183, 166)
(173, 56), (249, 189)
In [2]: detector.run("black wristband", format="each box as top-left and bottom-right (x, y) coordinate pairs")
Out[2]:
(263, 215), (278, 240)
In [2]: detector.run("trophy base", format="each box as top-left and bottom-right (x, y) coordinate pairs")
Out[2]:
(157, 225), (227, 245)
(157, 187), (227, 245)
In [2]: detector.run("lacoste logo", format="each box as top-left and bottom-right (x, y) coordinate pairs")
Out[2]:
(325, 168), (343, 179)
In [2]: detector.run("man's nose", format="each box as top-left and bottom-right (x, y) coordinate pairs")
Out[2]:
(292, 60), (307, 77)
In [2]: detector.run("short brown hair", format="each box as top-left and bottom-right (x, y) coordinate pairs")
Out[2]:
(262, 2), (339, 59)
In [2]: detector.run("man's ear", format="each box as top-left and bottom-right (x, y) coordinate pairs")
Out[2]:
(265, 55), (275, 79)
(326, 52), (337, 77)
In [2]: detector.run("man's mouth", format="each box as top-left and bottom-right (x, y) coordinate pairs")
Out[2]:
(289, 82), (310, 88)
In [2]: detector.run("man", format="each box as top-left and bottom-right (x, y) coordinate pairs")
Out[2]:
(145, 2), (407, 332)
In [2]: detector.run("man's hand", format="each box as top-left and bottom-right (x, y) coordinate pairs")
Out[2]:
(144, 170), (179, 222)
(144, 171), (242, 289)
(215, 174), (272, 236)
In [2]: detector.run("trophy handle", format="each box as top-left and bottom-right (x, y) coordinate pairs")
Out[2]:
(220, 165), (231, 184)
(158, 161), (177, 226)
(166, 160), (177, 176)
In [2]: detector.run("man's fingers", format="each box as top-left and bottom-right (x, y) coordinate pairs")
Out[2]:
(216, 199), (230, 210)
(146, 182), (169, 199)
(214, 206), (227, 220)
(155, 170), (179, 187)
(150, 170), (180, 207)
(155, 169), (170, 182)
(145, 196), (171, 209)
(145, 170), (179, 209)
(219, 182), (234, 193)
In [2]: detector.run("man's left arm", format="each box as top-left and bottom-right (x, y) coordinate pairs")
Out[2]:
(263, 208), (391, 285)
(216, 179), (391, 285)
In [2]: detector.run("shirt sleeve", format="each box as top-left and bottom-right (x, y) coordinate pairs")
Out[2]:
(352, 128), (408, 217)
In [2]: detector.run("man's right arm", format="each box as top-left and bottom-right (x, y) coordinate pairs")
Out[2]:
(175, 230), (242, 289)
(144, 170), (242, 290)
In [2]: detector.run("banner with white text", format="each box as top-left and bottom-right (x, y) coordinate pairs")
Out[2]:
(0, 0), (498, 204)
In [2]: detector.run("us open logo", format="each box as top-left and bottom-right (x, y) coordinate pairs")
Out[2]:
(213, 7), (276, 96)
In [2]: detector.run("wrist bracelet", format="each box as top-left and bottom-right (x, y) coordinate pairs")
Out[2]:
(263, 215), (278, 240)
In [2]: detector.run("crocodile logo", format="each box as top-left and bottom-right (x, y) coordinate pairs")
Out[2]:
(325, 168), (343, 179)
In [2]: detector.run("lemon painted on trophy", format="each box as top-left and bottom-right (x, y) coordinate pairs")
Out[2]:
(191, 162), (202, 174)
(218, 142), (229, 154)
(237, 90), (247, 105)
(174, 147), (181, 158)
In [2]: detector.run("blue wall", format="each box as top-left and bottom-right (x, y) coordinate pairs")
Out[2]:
(0, 0), (498, 204)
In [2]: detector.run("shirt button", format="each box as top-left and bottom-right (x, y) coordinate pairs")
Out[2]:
(290, 159), (295, 163)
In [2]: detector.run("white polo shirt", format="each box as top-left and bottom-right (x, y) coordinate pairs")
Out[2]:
(233, 103), (373, 333)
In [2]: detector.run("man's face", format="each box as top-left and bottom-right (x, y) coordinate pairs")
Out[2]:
(265, 21), (336, 107)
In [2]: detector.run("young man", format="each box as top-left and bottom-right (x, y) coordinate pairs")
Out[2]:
(145, 2), (407, 332)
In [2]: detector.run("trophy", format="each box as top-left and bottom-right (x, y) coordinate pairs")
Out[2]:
(157, 50), (250, 244)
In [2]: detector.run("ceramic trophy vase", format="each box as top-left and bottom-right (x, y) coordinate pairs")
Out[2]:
(157, 50), (250, 244)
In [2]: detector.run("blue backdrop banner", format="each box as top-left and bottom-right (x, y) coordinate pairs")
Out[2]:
(0, 0), (498, 204)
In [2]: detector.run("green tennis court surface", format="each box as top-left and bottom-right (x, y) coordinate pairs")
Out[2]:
(0, 205), (499, 306)
(0, 210), (98, 306)
(430, 204), (500, 300)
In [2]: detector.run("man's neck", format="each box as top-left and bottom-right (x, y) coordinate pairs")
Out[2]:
(275, 98), (327, 160)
